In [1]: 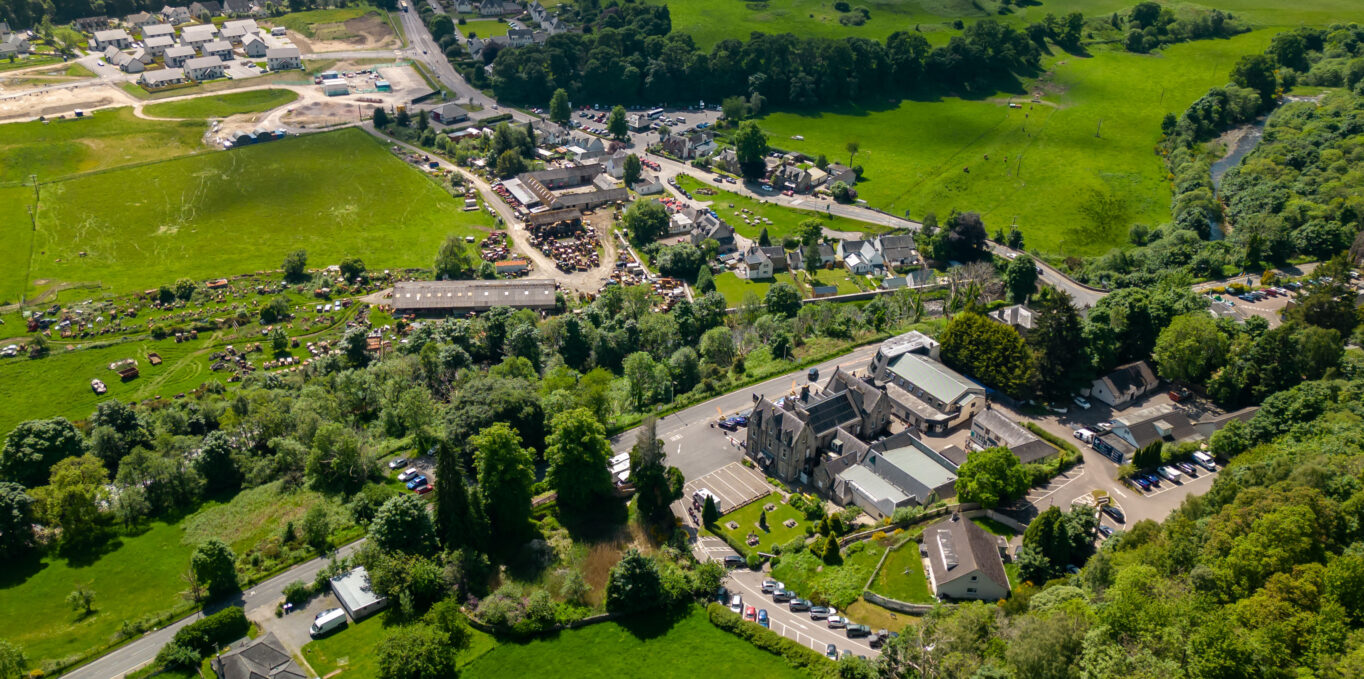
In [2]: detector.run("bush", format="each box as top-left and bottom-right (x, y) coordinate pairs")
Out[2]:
(161, 606), (248, 663)
(707, 603), (830, 670)
(283, 580), (311, 606)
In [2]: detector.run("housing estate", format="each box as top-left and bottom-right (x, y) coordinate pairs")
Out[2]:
(93, 28), (133, 49)
(140, 67), (187, 88)
(923, 514), (1010, 601)
(184, 55), (225, 80)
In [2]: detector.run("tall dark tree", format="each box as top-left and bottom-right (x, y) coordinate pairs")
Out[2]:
(545, 408), (615, 520)
(472, 423), (534, 549)
(434, 448), (481, 551)
(0, 482), (36, 561)
(1029, 287), (1087, 399)
(195, 431), (240, 494)
(630, 418), (684, 525)
(1, 418), (86, 488)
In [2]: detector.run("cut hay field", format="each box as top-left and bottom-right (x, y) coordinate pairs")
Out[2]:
(662, 0), (1364, 49)
(0, 107), (206, 184)
(142, 89), (300, 119)
(760, 30), (1277, 257)
(270, 5), (380, 37)
(16, 127), (492, 299)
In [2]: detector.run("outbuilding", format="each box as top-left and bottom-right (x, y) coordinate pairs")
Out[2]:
(330, 567), (388, 621)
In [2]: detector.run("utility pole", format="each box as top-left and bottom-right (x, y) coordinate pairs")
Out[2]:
(21, 174), (38, 309)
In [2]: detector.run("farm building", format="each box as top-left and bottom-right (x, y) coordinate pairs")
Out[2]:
(430, 102), (469, 124)
(495, 259), (530, 275)
(266, 46), (301, 70)
(184, 55), (225, 80)
(391, 279), (558, 315)
(330, 567), (388, 621)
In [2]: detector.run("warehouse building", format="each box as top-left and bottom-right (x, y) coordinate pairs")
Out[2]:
(391, 279), (557, 315)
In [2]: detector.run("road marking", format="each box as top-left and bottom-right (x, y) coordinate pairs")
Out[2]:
(669, 433), (683, 441)
(1110, 486), (1127, 499)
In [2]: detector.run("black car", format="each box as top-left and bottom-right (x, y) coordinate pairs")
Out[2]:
(722, 555), (745, 569)
(846, 624), (871, 638)
(868, 633), (883, 648)
(808, 367), (819, 381)
(1101, 504), (1125, 523)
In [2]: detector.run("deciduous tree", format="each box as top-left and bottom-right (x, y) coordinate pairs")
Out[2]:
(472, 424), (534, 548)
(1, 417), (86, 487)
(545, 408), (615, 519)
(370, 494), (436, 556)
(955, 447), (1029, 508)
(191, 538), (238, 598)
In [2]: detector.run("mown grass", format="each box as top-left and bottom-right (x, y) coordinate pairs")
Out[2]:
(0, 521), (196, 670)
(870, 542), (935, 604)
(143, 89), (300, 119)
(20, 127), (492, 299)
(971, 516), (1018, 537)
(270, 5), (379, 37)
(0, 107), (206, 184)
(712, 271), (799, 307)
(674, 174), (881, 242)
(462, 19), (511, 39)
(462, 607), (813, 679)
(799, 267), (864, 295)
(302, 610), (498, 677)
(714, 492), (809, 558)
(771, 539), (888, 609)
(759, 31), (1279, 257)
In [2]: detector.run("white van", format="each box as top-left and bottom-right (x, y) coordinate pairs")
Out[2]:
(1073, 428), (1096, 445)
(692, 488), (720, 511)
(1192, 451), (1217, 472)
(309, 608), (348, 638)
(1158, 466), (1182, 483)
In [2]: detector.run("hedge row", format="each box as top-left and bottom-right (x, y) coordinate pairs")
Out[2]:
(705, 603), (831, 673)
(479, 113), (514, 125)
(170, 606), (249, 656)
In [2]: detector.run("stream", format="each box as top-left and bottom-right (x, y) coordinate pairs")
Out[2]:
(1206, 120), (1267, 240)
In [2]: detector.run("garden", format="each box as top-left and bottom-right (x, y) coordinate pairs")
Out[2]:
(770, 535), (891, 610)
(711, 271), (799, 307)
(869, 538), (934, 605)
(712, 492), (809, 558)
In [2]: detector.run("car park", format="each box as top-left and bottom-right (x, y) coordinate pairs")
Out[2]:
(758, 609), (769, 628)
(415, 484), (433, 495)
(1193, 451), (1218, 471)
(846, 624), (871, 638)
(868, 633), (884, 648)
(723, 555), (746, 569)
(1131, 475), (1151, 491)
(1142, 473), (1161, 488)
(398, 467), (419, 482)
(761, 579), (778, 593)
(826, 616), (846, 629)
(406, 475), (428, 490)
(809, 606), (833, 620)
(744, 605), (756, 621)
(388, 457), (408, 469)
(729, 594), (742, 614)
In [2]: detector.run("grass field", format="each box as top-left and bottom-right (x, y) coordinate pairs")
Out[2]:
(0, 54), (63, 73)
(714, 492), (808, 558)
(674, 175), (882, 242)
(270, 5), (379, 37)
(0, 336), (218, 435)
(462, 607), (814, 679)
(713, 271), (799, 307)
(0, 107), (205, 184)
(661, 0), (1364, 49)
(0, 521), (196, 669)
(760, 30), (1279, 257)
(799, 268), (865, 295)
(302, 611), (498, 677)
(771, 540), (888, 609)
(143, 89), (300, 119)
(462, 20), (511, 39)
(15, 127), (492, 300)
(870, 542), (935, 604)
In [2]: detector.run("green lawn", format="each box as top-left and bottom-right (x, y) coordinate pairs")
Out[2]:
(0, 54), (63, 72)
(143, 89), (300, 119)
(0, 106), (206, 184)
(971, 516), (1018, 538)
(462, 607), (813, 679)
(798, 268), (864, 295)
(771, 539), (888, 609)
(462, 19), (511, 39)
(269, 5), (380, 37)
(759, 31), (1279, 257)
(714, 492), (809, 558)
(675, 174), (882, 242)
(0, 521), (196, 670)
(302, 611), (498, 677)
(712, 271), (799, 307)
(17, 127), (492, 300)
(870, 542), (935, 605)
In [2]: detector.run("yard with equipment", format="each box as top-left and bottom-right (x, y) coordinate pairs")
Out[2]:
(15, 127), (493, 300)
(142, 89), (300, 119)
(759, 31), (1278, 257)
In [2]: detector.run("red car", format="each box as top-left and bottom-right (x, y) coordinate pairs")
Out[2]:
(744, 605), (757, 621)
(415, 484), (434, 495)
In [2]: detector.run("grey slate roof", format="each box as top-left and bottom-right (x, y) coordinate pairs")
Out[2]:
(924, 516), (1009, 593)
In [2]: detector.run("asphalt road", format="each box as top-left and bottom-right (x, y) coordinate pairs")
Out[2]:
(62, 541), (365, 679)
(725, 569), (880, 658)
(986, 242), (1106, 309)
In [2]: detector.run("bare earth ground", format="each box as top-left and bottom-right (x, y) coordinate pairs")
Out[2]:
(287, 14), (399, 53)
(0, 83), (123, 121)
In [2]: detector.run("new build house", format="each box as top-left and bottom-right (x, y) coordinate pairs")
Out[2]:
(93, 28), (133, 49)
(266, 46), (301, 70)
(184, 55), (225, 80)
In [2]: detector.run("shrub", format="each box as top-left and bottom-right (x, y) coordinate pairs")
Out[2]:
(162, 606), (248, 662)
(283, 580), (311, 606)
(707, 603), (830, 670)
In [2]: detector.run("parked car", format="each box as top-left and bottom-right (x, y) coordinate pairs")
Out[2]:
(729, 594), (743, 614)
(827, 616), (847, 629)
(1065, 564), (1081, 575)
(758, 609), (769, 628)
(761, 579), (778, 593)
(406, 475), (428, 490)
(1158, 466), (1183, 483)
(1143, 473), (1161, 488)
(773, 589), (793, 603)
(415, 484), (433, 495)
(1101, 504), (1125, 523)
(826, 643), (838, 660)
(841, 650), (853, 660)
(869, 633), (884, 648)
(309, 608), (348, 638)
(387, 457), (408, 470)
(1098, 524), (1114, 538)
(1073, 395), (1092, 410)
(1193, 451), (1218, 471)
(789, 598), (811, 612)
(809, 606), (832, 620)
(744, 605), (756, 621)
(808, 367), (819, 381)
(846, 624), (871, 638)
(1131, 476), (1151, 492)
(717, 418), (738, 431)
(398, 467), (419, 482)
(723, 555), (746, 569)
(1175, 461), (1198, 477)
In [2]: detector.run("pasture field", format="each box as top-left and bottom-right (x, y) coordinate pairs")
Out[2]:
(0, 521), (196, 670)
(143, 89), (300, 119)
(20, 127), (492, 298)
(760, 30), (1277, 256)
(269, 5), (379, 37)
(662, 0), (1364, 49)
(462, 607), (814, 679)
(0, 107), (205, 184)
(673, 175), (883, 241)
